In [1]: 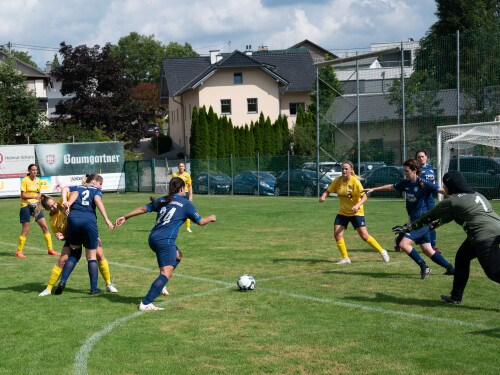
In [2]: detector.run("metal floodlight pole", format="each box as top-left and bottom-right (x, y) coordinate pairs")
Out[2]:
(356, 55), (360, 175)
(316, 67), (320, 196)
(401, 42), (406, 162)
(457, 30), (460, 127)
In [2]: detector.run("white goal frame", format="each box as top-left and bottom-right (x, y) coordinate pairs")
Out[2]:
(437, 120), (500, 200)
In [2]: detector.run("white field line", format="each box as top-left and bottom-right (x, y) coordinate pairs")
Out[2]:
(2, 241), (498, 373)
(73, 285), (234, 375)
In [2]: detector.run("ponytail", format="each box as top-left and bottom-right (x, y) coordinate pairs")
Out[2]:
(33, 194), (52, 219)
(151, 177), (185, 208)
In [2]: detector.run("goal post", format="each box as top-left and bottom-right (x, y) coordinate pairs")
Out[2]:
(437, 120), (500, 200)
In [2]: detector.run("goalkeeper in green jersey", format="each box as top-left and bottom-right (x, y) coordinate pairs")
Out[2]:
(393, 171), (500, 304)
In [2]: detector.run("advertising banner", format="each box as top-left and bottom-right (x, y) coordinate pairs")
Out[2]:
(0, 178), (21, 197)
(0, 145), (36, 178)
(35, 142), (124, 176)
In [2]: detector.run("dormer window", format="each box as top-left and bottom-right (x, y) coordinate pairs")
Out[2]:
(234, 73), (243, 84)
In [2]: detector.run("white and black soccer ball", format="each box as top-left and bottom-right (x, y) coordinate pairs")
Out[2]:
(237, 275), (255, 291)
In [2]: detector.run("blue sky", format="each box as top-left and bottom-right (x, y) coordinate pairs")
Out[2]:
(0, 0), (438, 69)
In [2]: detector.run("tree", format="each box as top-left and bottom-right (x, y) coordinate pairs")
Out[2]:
(130, 82), (165, 121)
(111, 32), (197, 85)
(293, 106), (316, 155)
(308, 54), (342, 115)
(51, 42), (147, 148)
(0, 53), (43, 144)
(10, 50), (39, 69)
(51, 54), (60, 69)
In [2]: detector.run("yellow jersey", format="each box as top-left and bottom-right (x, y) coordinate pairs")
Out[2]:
(20, 176), (41, 207)
(172, 171), (192, 193)
(327, 176), (365, 217)
(49, 196), (69, 237)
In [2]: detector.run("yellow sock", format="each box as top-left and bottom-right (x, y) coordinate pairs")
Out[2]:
(43, 232), (53, 250)
(186, 219), (191, 229)
(336, 238), (349, 258)
(98, 259), (111, 285)
(365, 235), (383, 253)
(17, 235), (26, 253)
(47, 265), (63, 290)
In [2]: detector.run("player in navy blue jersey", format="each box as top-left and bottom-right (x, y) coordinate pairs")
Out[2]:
(394, 150), (442, 253)
(54, 174), (114, 295)
(114, 177), (216, 311)
(363, 159), (455, 279)
(416, 149), (441, 252)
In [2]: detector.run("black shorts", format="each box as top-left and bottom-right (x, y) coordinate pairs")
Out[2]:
(334, 214), (366, 229)
(20, 204), (44, 223)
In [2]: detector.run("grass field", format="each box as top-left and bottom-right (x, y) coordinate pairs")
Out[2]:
(1, 193), (499, 374)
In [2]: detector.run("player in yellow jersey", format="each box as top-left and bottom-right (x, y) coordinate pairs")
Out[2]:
(36, 183), (118, 296)
(16, 164), (58, 258)
(319, 160), (389, 264)
(172, 162), (193, 233)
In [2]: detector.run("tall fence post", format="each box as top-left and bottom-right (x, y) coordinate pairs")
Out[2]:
(151, 158), (155, 193)
(257, 152), (260, 196)
(356, 56), (361, 175)
(287, 151), (290, 196)
(230, 154), (234, 195)
(457, 30), (461, 171)
(207, 156), (210, 194)
(137, 160), (141, 192)
(316, 67), (320, 196)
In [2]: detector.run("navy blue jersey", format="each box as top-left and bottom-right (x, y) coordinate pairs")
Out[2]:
(393, 178), (440, 222)
(420, 164), (436, 184)
(420, 164), (437, 207)
(68, 185), (102, 222)
(145, 194), (202, 245)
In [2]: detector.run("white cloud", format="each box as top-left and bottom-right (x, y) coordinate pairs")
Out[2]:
(0, 0), (437, 68)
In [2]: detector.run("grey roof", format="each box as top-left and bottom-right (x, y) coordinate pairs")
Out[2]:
(288, 39), (338, 59)
(160, 49), (315, 99)
(0, 49), (50, 79)
(333, 57), (379, 68)
(328, 89), (474, 123)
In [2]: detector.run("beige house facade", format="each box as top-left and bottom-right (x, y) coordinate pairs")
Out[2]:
(160, 49), (316, 156)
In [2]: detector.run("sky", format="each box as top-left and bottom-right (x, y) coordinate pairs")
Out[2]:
(0, 0), (438, 70)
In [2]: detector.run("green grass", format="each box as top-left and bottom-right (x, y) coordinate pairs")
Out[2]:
(0, 193), (499, 374)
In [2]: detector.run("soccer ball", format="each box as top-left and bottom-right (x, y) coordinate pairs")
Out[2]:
(237, 275), (255, 291)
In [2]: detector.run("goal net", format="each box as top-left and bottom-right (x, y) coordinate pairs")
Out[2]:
(437, 120), (500, 199)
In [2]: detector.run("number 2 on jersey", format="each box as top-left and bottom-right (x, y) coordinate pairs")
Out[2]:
(158, 207), (176, 225)
(81, 190), (90, 206)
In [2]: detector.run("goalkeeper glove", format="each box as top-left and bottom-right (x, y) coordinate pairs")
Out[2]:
(429, 219), (441, 232)
(392, 223), (411, 234)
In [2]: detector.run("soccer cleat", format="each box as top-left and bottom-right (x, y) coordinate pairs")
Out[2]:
(39, 288), (51, 297)
(380, 249), (390, 263)
(15, 252), (26, 258)
(336, 257), (351, 264)
(106, 283), (118, 293)
(48, 249), (60, 256)
(139, 302), (164, 311)
(443, 267), (455, 276)
(90, 288), (104, 295)
(186, 228), (192, 233)
(161, 286), (169, 296)
(54, 280), (66, 295)
(440, 295), (461, 304)
(433, 247), (443, 254)
(420, 267), (432, 280)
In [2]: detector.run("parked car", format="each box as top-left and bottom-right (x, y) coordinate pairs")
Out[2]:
(192, 172), (232, 195)
(355, 161), (386, 175)
(233, 171), (275, 195)
(301, 162), (342, 180)
(275, 169), (331, 196)
(448, 156), (500, 199)
(362, 166), (405, 198)
(147, 123), (160, 137)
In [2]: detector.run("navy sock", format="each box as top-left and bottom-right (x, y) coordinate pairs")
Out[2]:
(88, 260), (98, 290)
(430, 252), (451, 268)
(143, 275), (168, 305)
(60, 256), (78, 282)
(173, 259), (181, 270)
(408, 248), (427, 269)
